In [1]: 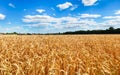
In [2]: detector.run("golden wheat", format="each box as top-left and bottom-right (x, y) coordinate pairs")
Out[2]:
(0, 35), (120, 75)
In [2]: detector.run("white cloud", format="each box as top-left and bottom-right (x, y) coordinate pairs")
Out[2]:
(9, 3), (15, 8)
(80, 14), (101, 18)
(23, 15), (55, 23)
(26, 23), (50, 27)
(0, 14), (6, 20)
(115, 10), (120, 15)
(63, 19), (97, 29)
(36, 9), (46, 13)
(0, 26), (24, 33)
(104, 19), (120, 26)
(22, 14), (120, 31)
(5, 26), (22, 31)
(82, 0), (97, 6)
(22, 14), (98, 29)
(102, 15), (120, 27)
(70, 5), (78, 11)
(57, 2), (73, 10)
(103, 16), (120, 19)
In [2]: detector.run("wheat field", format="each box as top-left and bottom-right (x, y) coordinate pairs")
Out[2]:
(0, 35), (120, 75)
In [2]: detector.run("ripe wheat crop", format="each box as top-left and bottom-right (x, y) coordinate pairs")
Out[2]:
(0, 35), (120, 75)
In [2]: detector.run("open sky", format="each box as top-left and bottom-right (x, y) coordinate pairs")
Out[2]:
(0, 0), (120, 33)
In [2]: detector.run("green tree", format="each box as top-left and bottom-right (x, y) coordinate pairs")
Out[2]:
(108, 27), (114, 31)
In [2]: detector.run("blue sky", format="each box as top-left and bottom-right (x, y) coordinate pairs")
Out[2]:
(0, 0), (120, 33)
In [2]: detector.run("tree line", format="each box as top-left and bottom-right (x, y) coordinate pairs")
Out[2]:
(62, 27), (120, 34)
(2, 27), (120, 35)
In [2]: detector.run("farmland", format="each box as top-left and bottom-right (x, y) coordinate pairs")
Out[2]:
(0, 35), (120, 75)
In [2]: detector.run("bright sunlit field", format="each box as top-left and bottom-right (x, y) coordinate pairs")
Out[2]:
(0, 35), (120, 75)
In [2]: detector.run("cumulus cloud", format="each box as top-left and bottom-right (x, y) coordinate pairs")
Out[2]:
(70, 5), (78, 11)
(22, 13), (120, 31)
(103, 16), (120, 19)
(0, 14), (6, 20)
(5, 26), (22, 31)
(103, 19), (120, 26)
(63, 19), (97, 29)
(102, 15), (120, 27)
(23, 15), (56, 23)
(9, 3), (15, 8)
(115, 10), (120, 15)
(0, 26), (24, 33)
(82, 0), (98, 6)
(101, 15), (120, 28)
(36, 9), (46, 13)
(57, 2), (73, 10)
(80, 14), (101, 18)
(22, 14), (98, 29)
